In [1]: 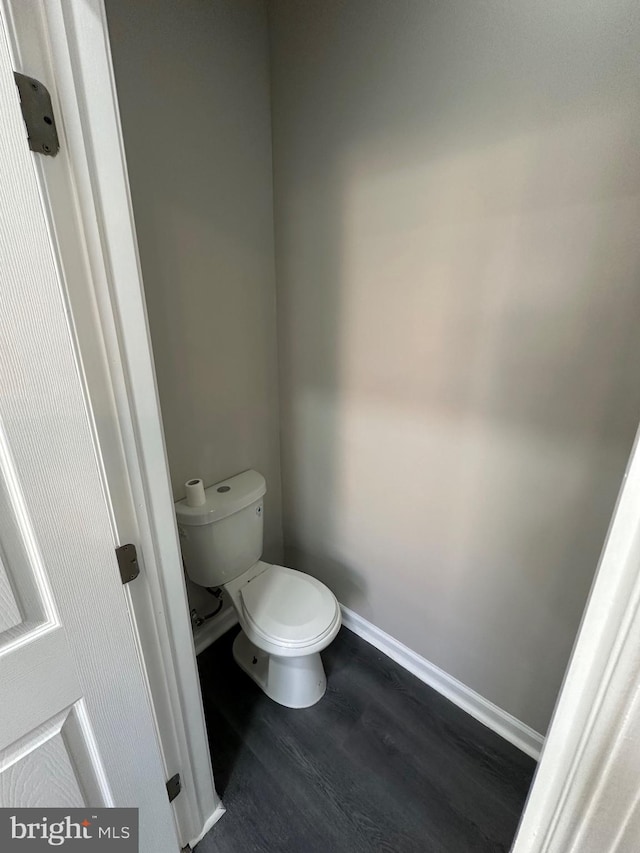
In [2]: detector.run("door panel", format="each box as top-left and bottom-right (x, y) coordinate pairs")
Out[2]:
(0, 441), (54, 644)
(0, 704), (107, 808)
(0, 7), (178, 850)
(0, 439), (79, 752)
(0, 561), (21, 633)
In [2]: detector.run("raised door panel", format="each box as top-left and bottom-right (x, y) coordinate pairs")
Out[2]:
(0, 429), (81, 752)
(0, 434), (54, 649)
(0, 555), (21, 633)
(0, 704), (108, 807)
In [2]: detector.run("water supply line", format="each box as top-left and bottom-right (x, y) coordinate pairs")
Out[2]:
(190, 587), (224, 628)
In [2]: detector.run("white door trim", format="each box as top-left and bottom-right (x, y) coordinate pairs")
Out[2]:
(14, 2), (640, 850)
(512, 426), (640, 852)
(2, 1), (221, 848)
(0, 4), (179, 847)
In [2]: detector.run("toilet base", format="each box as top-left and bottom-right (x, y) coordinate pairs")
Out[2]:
(232, 630), (327, 709)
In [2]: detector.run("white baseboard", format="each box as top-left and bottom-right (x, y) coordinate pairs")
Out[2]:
(339, 604), (544, 760)
(193, 607), (239, 656)
(190, 600), (543, 759)
(187, 801), (226, 849)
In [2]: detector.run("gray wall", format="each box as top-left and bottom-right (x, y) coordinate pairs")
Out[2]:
(105, 0), (283, 581)
(268, 0), (640, 733)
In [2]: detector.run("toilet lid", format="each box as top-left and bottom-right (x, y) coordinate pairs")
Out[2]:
(240, 564), (337, 646)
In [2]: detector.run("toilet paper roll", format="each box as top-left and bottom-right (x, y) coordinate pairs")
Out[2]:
(185, 478), (206, 507)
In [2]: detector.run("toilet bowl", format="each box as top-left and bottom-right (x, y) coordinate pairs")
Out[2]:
(176, 470), (341, 708)
(225, 561), (341, 707)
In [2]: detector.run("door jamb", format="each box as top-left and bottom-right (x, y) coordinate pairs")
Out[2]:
(1, 0), (223, 848)
(512, 424), (640, 852)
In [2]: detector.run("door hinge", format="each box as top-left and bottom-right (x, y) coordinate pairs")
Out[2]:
(13, 72), (60, 157)
(115, 543), (140, 585)
(166, 773), (181, 803)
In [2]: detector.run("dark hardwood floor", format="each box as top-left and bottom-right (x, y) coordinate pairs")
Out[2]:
(196, 626), (535, 853)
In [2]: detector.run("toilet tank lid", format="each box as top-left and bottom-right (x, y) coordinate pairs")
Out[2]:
(175, 470), (266, 526)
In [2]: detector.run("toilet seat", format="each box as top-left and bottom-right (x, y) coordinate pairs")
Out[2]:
(240, 564), (339, 648)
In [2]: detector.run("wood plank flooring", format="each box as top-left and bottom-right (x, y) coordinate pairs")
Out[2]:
(196, 626), (535, 852)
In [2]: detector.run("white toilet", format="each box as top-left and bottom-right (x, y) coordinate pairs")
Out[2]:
(176, 470), (341, 708)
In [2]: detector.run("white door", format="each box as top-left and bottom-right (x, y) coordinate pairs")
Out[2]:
(0, 12), (179, 852)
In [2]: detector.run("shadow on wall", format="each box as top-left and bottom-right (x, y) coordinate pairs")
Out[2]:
(271, 0), (640, 733)
(105, 0), (284, 562)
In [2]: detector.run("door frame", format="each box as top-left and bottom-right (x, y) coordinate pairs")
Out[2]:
(2, 0), (223, 848)
(513, 424), (640, 851)
(9, 1), (640, 850)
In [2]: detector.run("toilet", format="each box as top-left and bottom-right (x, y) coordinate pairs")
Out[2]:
(176, 470), (341, 708)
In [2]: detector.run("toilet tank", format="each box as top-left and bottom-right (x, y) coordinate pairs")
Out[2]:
(175, 470), (266, 587)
